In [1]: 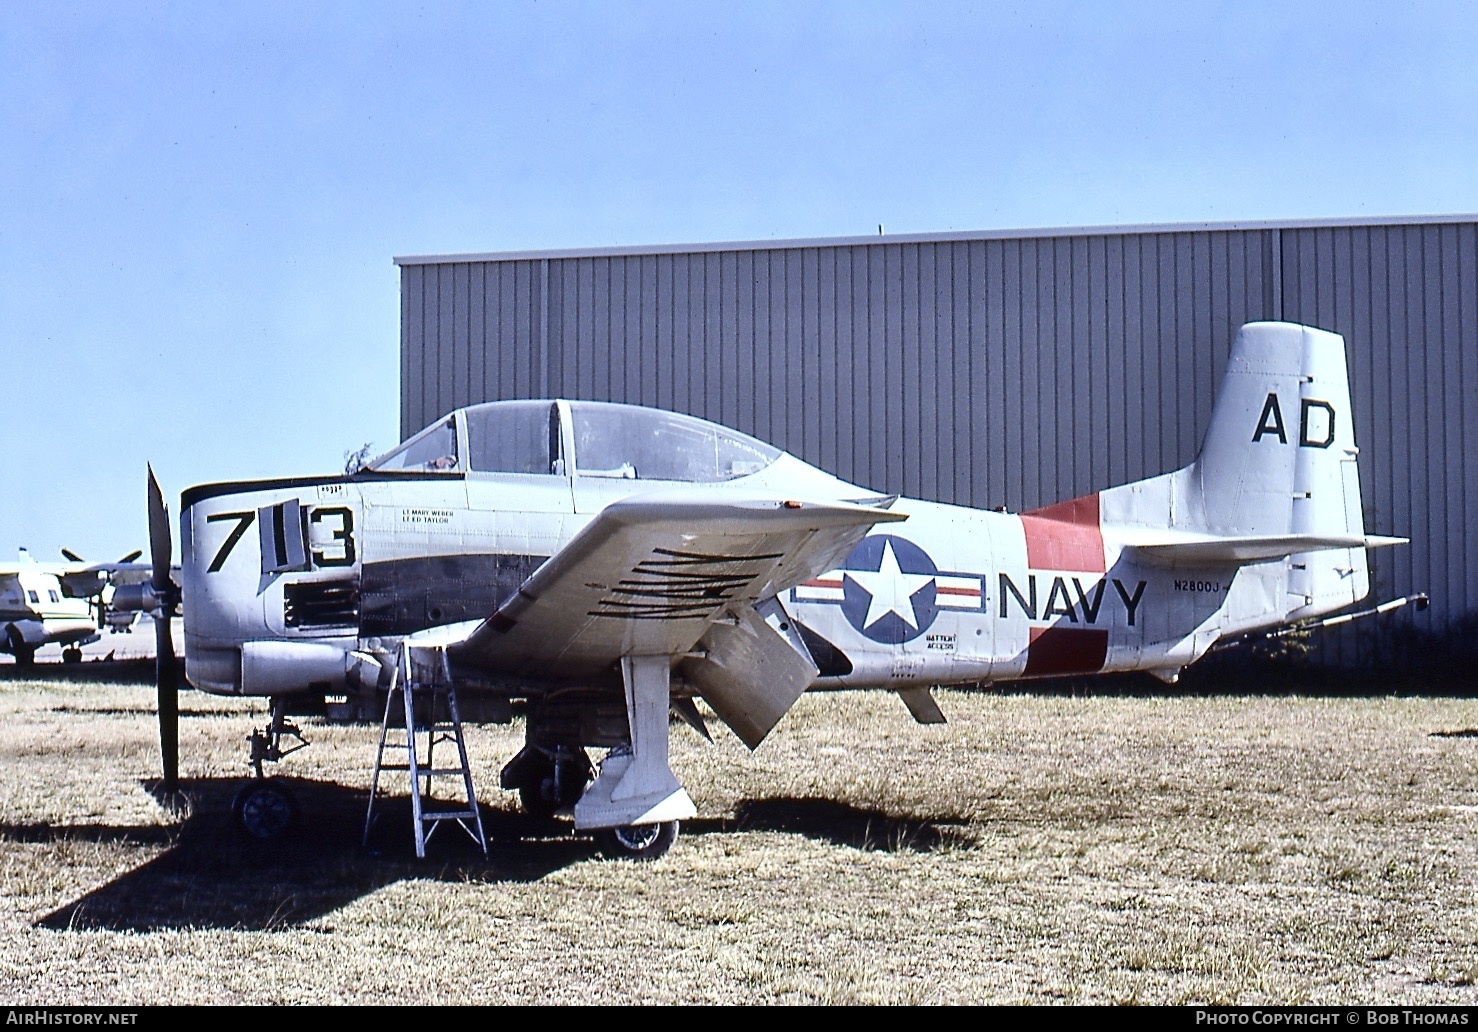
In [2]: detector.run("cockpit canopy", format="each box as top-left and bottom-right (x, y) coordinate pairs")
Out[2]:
(365, 400), (783, 484)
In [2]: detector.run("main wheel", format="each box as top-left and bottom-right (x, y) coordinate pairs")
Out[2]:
(518, 778), (560, 819)
(5, 627), (34, 668)
(512, 749), (592, 819)
(518, 764), (591, 818)
(597, 820), (679, 861)
(62, 647), (82, 664)
(232, 779), (298, 841)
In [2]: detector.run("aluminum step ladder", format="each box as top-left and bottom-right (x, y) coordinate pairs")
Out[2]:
(363, 641), (488, 859)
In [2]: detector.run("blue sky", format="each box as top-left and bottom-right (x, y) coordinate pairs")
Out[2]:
(3, 1), (1476, 564)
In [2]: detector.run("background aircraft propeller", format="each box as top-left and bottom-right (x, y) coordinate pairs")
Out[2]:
(55, 549), (145, 629)
(147, 465), (182, 792)
(59, 547), (145, 566)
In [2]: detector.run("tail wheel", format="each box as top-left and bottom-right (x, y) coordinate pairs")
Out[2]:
(597, 820), (679, 861)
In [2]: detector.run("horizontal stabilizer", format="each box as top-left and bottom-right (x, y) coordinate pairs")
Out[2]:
(1121, 528), (1408, 564)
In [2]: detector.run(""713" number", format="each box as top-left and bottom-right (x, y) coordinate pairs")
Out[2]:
(205, 505), (356, 572)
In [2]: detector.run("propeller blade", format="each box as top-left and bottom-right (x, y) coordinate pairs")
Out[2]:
(156, 608), (179, 791)
(61, 548), (84, 563)
(118, 549), (143, 564)
(147, 465), (173, 593)
(146, 464), (180, 792)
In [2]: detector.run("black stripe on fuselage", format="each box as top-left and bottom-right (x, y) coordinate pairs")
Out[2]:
(181, 470), (464, 509)
(357, 552), (546, 637)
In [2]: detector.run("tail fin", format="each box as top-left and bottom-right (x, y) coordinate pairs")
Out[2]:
(1100, 321), (1392, 618)
(1191, 321), (1360, 540)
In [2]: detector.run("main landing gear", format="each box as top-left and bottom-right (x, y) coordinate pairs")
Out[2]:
(501, 743), (594, 820)
(503, 656), (695, 862)
(596, 820), (680, 862)
(504, 744), (683, 861)
(5, 627), (35, 668)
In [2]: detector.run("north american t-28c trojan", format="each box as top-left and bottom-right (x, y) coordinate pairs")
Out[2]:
(136, 321), (1412, 859)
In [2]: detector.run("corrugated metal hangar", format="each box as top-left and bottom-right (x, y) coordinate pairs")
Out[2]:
(395, 216), (1477, 670)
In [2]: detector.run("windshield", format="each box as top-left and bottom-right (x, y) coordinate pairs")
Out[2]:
(366, 416), (459, 472)
(569, 401), (779, 482)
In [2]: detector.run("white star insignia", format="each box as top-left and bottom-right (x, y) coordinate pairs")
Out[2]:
(845, 540), (935, 630)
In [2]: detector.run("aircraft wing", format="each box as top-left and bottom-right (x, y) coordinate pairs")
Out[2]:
(450, 492), (905, 682)
(0, 555), (158, 598)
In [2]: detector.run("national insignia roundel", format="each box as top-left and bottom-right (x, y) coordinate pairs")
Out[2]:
(838, 534), (940, 644)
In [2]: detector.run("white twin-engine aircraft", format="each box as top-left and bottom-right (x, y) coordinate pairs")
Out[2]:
(0, 548), (150, 665)
(140, 321), (1409, 859)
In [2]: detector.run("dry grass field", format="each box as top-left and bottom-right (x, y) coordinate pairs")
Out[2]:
(0, 672), (1475, 1006)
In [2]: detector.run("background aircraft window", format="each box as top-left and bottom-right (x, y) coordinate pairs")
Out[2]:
(367, 417), (459, 472)
(570, 402), (780, 482)
(27, 590), (39, 604)
(463, 401), (558, 475)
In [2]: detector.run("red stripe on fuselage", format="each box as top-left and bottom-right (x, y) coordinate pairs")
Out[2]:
(1020, 493), (1106, 573)
(1023, 625), (1109, 676)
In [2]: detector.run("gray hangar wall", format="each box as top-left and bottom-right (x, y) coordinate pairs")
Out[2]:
(396, 217), (1478, 665)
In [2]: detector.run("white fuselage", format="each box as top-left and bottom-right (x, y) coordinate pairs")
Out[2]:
(178, 459), (1329, 698)
(0, 571), (98, 654)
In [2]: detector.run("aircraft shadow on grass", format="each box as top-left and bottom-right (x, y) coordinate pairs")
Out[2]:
(19, 780), (973, 932)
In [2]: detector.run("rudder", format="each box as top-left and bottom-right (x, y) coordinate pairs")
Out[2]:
(1096, 321), (1373, 620)
(1192, 321), (1362, 541)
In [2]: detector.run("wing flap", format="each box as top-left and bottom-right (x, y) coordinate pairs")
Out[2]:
(452, 493), (905, 680)
(680, 602), (819, 750)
